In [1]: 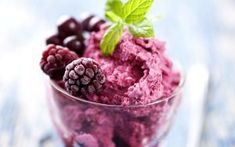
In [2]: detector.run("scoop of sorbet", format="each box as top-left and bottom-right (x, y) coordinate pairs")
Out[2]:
(83, 27), (181, 105)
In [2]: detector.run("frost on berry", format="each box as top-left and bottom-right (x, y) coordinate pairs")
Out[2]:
(40, 45), (78, 80)
(63, 58), (106, 96)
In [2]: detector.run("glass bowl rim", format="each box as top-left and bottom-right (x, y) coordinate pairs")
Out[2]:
(49, 61), (185, 108)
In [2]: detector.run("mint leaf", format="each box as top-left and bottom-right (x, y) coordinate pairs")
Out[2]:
(100, 22), (124, 55)
(105, 11), (122, 22)
(101, 0), (156, 56)
(129, 18), (154, 37)
(105, 0), (123, 17)
(123, 0), (154, 24)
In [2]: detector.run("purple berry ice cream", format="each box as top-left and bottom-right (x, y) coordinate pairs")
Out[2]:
(84, 27), (180, 105)
(45, 25), (182, 147)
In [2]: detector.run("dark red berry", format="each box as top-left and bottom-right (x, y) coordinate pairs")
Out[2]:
(63, 58), (106, 96)
(81, 14), (95, 31)
(63, 35), (85, 56)
(40, 44), (78, 80)
(76, 33), (85, 42)
(46, 34), (62, 45)
(89, 17), (106, 32)
(81, 14), (105, 32)
(57, 16), (82, 39)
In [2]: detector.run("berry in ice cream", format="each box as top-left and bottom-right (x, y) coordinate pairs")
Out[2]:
(40, 44), (78, 80)
(63, 35), (85, 56)
(57, 16), (82, 39)
(81, 14), (106, 32)
(63, 58), (106, 96)
(46, 16), (87, 56)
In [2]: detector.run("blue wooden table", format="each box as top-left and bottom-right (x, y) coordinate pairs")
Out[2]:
(0, 0), (235, 146)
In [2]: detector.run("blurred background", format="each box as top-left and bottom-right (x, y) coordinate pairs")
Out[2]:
(0, 0), (235, 147)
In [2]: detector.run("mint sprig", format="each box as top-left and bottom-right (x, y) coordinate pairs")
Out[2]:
(101, 0), (155, 55)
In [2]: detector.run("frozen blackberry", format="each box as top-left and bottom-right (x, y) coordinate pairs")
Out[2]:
(63, 58), (106, 96)
(81, 14), (106, 32)
(63, 35), (85, 56)
(40, 44), (78, 80)
(57, 16), (82, 39)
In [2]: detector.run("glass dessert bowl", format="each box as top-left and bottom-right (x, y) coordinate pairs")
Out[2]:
(47, 67), (184, 147)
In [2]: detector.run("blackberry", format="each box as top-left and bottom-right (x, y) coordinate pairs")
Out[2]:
(57, 16), (82, 39)
(63, 58), (106, 96)
(40, 44), (78, 80)
(81, 14), (106, 32)
(63, 35), (85, 56)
